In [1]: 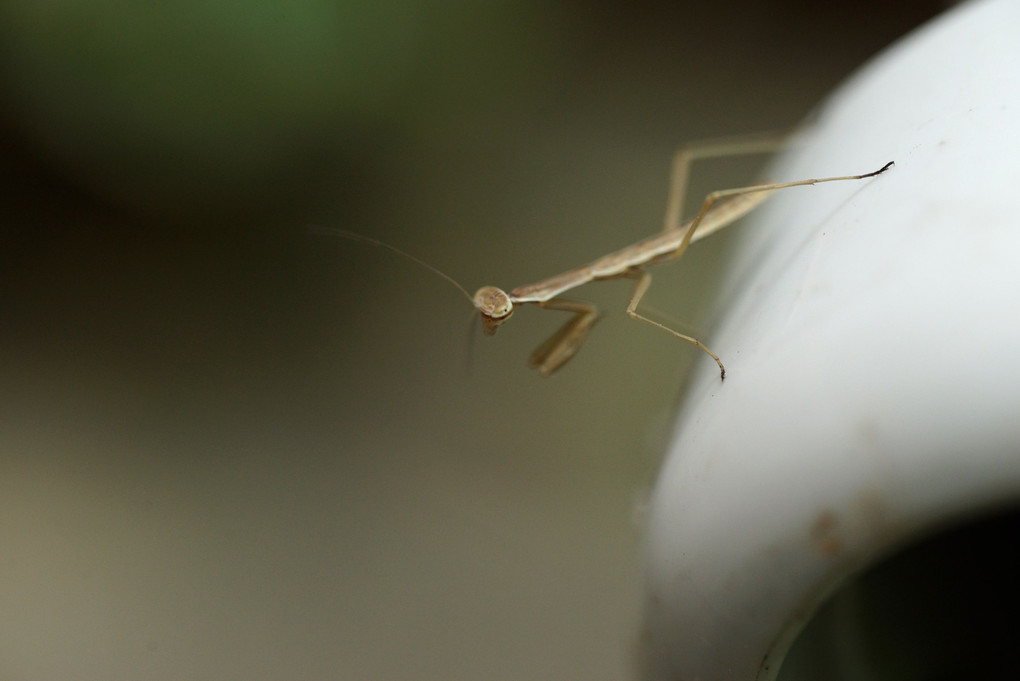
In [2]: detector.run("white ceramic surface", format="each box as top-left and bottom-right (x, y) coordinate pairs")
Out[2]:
(640, 1), (1020, 679)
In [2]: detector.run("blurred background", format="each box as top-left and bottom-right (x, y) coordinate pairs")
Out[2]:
(0, 1), (951, 679)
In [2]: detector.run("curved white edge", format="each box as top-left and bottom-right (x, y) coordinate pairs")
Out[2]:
(640, 1), (1020, 680)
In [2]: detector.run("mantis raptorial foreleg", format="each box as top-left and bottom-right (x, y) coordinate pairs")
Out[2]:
(527, 298), (599, 377)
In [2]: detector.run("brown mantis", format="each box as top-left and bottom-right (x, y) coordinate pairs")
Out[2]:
(324, 138), (892, 379)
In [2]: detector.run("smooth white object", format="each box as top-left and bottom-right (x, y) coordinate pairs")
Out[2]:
(640, 1), (1020, 679)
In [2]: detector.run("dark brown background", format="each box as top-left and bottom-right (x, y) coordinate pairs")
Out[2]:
(1, 1), (951, 679)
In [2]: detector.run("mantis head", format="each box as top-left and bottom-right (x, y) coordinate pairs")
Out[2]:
(472, 286), (514, 335)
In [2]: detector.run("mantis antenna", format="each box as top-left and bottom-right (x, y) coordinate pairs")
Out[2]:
(308, 226), (475, 304)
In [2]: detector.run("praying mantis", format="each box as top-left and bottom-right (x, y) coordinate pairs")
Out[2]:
(325, 137), (893, 379)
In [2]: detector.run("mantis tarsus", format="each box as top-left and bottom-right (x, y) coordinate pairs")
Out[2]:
(324, 138), (893, 379)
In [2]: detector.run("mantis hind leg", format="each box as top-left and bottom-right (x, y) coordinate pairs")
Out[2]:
(663, 131), (787, 233)
(682, 160), (895, 248)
